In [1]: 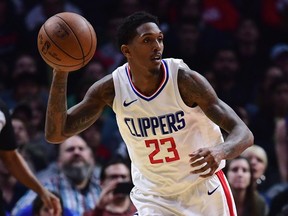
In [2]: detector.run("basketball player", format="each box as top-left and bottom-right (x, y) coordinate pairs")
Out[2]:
(45, 11), (254, 215)
(0, 98), (61, 216)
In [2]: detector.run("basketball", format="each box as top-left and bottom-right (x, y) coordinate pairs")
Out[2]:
(37, 12), (97, 71)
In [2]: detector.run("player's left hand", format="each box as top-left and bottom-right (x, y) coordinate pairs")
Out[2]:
(189, 147), (222, 178)
(39, 189), (62, 216)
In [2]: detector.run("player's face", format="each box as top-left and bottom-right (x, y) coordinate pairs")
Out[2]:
(127, 22), (164, 71)
(227, 159), (251, 190)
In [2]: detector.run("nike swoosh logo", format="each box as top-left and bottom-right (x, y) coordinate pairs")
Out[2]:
(207, 185), (220, 195)
(123, 99), (138, 107)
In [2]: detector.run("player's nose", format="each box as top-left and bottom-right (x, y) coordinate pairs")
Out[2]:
(153, 40), (161, 51)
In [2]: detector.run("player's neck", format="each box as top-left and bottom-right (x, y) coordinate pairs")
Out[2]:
(129, 65), (164, 96)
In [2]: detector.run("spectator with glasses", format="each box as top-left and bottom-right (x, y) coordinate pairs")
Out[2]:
(84, 156), (136, 216)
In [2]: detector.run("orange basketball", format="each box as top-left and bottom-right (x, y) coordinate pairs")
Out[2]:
(37, 12), (97, 72)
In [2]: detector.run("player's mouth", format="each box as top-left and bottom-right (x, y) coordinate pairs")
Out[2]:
(151, 54), (162, 63)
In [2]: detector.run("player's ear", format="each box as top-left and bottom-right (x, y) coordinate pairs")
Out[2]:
(121, 45), (131, 58)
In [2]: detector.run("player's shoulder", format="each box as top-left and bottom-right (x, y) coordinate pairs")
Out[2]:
(163, 57), (184, 65)
(163, 58), (195, 73)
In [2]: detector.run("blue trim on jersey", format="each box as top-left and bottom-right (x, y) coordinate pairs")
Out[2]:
(125, 60), (169, 101)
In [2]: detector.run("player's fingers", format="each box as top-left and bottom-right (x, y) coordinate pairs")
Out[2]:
(199, 166), (217, 178)
(190, 162), (209, 174)
(189, 148), (210, 158)
(190, 156), (205, 166)
(42, 198), (54, 215)
(51, 197), (62, 216)
(42, 193), (61, 216)
(189, 150), (206, 162)
(189, 148), (202, 156)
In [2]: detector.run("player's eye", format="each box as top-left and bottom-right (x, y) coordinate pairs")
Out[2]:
(143, 38), (150, 43)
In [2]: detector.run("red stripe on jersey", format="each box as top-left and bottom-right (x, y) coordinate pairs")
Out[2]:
(216, 170), (235, 216)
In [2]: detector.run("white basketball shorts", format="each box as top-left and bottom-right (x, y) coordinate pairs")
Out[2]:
(131, 170), (237, 216)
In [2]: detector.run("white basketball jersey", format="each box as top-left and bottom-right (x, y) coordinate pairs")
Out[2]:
(112, 58), (225, 196)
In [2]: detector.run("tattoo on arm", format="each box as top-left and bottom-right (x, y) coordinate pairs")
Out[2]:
(49, 81), (67, 112)
(178, 69), (236, 132)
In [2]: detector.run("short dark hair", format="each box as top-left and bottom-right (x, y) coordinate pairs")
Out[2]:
(32, 191), (64, 216)
(100, 156), (130, 181)
(116, 11), (160, 50)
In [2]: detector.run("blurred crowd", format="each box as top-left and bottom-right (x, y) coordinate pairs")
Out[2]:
(1, 0), (288, 215)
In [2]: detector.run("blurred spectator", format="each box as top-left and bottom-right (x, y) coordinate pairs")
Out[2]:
(250, 78), (288, 192)
(10, 0), (37, 16)
(201, 0), (240, 55)
(67, 78), (94, 108)
(165, 20), (206, 72)
(260, 0), (288, 47)
(0, 0), (26, 65)
(11, 116), (42, 173)
(12, 135), (101, 216)
(0, 52), (48, 92)
(25, 97), (47, 144)
(144, 0), (181, 27)
(11, 102), (32, 133)
(100, 108), (124, 159)
(22, 0), (82, 58)
(84, 156), (136, 216)
(82, 60), (108, 81)
(11, 117), (30, 148)
(24, 0), (82, 32)
(268, 184), (288, 216)
(0, 159), (27, 214)
(234, 106), (250, 127)
(0, 60), (9, 91)
(234, 17), (269, 99)
(224, 156), (269, 216)
(178, 0), (202, 24)
(11, 99), (56, 171)
(202, 0), (240, 32)
(11, 97), (48, 146)
(274, 116), (288, 182)
(0, 71), (48, 111)
(206, 47), (247, 107)
(241, 145), (268, 193)
(116, 0), (142, 17)
(80, 121), (111, 170)
(0, 98), (61, 216)
(67, 0), (108, 35)
(16, 191), (75, 216)
(96, 15), (125, 73)
(12, 53), (38, 78)
(32, 191), (66, 216)
(67, 60), (108, 107)
(270, 43), (288, 77)
(250, 65), (283, 115)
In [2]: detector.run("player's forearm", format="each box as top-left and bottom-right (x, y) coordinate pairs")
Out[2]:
(220, 124), (254, 160)
(0, 150), (46, 195)
(45, 71), (69, 143)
